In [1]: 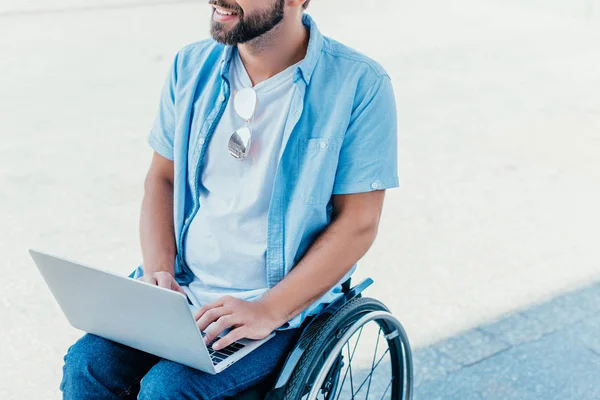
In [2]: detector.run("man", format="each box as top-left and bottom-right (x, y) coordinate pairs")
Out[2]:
(60, 0), (399, 398)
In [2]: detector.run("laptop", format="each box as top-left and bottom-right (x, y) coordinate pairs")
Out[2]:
(28, 249), (275, 374)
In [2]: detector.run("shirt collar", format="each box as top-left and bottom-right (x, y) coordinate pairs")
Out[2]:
(219, 13), (323, 86)
(220, 45), (235, 79)
(297, 13), (323, 85)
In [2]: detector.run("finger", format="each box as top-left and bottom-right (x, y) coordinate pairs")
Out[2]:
(194, 305), (213, 321)
(212, 326), (248, 351)
(203, 314), (238, 346)
(196, 306), (228, 333)
(194, 296), (230, 320)
(154, 273), (172, 289)
(139, 275), (157, 285)
(202, 296), (229, 311)
(172, 281), (186, 296)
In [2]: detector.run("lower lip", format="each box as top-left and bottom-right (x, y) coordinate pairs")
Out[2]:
(213, 9), (239, 23)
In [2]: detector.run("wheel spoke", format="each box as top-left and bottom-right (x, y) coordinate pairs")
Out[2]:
(334, 325), (392, 400)
(365, 326), (382, 399)
(372, 347), (390, 373)
(379, 378), (392, 400)
(349, 325), (364, 363)
(346, 341), (355, 398)
(334, 343), (351, 400)
(348, 347), (390, 397)
(334, 326), (363, 400)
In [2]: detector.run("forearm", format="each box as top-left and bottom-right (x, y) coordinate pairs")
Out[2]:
(139, 176), (176, 275)
(258, 216), (378, 325)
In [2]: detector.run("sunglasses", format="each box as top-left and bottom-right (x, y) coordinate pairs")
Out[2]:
(228, 87), (258, 160)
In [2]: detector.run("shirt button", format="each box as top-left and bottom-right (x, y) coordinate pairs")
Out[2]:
(371, 182), (380, 190)
(320, 141), (327, 149)
(219, 95), (226, 102)
(198, 137), (205, 145)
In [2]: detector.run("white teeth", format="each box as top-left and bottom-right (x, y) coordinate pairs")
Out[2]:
(215, 8), (234, 15)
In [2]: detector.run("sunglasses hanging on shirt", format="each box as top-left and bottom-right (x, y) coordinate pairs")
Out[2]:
(228, 87), (258, 160)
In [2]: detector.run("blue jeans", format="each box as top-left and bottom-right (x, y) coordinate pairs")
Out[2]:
(60, 327), (304, 400)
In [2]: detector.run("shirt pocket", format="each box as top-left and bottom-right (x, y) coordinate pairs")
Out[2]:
(296, 137), (343, 205)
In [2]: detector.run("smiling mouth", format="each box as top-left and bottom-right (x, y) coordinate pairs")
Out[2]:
(213, 5), (239, 17)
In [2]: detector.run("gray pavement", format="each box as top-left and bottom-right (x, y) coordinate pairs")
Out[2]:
(414, 280), (600, 399)
(1, 0), (600, 398)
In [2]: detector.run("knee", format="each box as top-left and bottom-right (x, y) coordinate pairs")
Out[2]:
(60, 334), (113, 394)
(138, 361), (199, 400)
(61, 334), (95, 385)
(137, 373), (175, 400)
(137, 378), (171, 400)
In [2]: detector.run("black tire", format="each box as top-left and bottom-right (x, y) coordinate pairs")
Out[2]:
(283, 297), (407, 400)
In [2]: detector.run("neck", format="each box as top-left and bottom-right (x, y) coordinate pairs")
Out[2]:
(237, 15), (309, 86)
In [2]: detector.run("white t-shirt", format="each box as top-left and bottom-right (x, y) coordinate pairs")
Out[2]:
(183, 47), (300, 307)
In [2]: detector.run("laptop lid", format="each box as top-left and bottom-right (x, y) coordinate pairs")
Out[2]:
(28, 249), (217, 374)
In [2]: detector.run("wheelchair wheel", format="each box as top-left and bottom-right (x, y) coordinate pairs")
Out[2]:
(283, 297), (412, 400)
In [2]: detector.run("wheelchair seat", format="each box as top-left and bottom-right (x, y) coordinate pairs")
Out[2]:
(227, 277), (413, 400)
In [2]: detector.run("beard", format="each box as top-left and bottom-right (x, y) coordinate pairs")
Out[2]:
(209, 0), (285, 45)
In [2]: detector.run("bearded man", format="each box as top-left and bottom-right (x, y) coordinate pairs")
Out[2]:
(60, 1), (399, 398)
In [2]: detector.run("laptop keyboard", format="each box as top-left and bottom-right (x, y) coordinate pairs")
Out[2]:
(202, 332), (246, 365)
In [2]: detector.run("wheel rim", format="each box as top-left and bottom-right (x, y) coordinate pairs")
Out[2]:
(305, 311), (412, 400)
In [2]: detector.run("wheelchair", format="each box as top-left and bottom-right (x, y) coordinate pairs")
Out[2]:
(228, 278), (413, 400)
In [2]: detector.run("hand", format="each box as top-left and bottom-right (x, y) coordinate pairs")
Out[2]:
(138, 271), (186, 296)
(195, 296), (285, 351)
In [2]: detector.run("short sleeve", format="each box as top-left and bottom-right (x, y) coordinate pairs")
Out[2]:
(147, 53), (180, 161)
(333, 75), (399, 194)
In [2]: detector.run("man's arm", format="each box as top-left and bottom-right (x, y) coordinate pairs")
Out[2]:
(197, 190), (386, 350)
(138, 151), (184, 293)
(255, 76), (397, 324)
(259, 190), (386, 323)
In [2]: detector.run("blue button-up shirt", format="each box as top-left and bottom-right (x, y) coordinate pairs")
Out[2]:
(131, 13), (399, 330)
